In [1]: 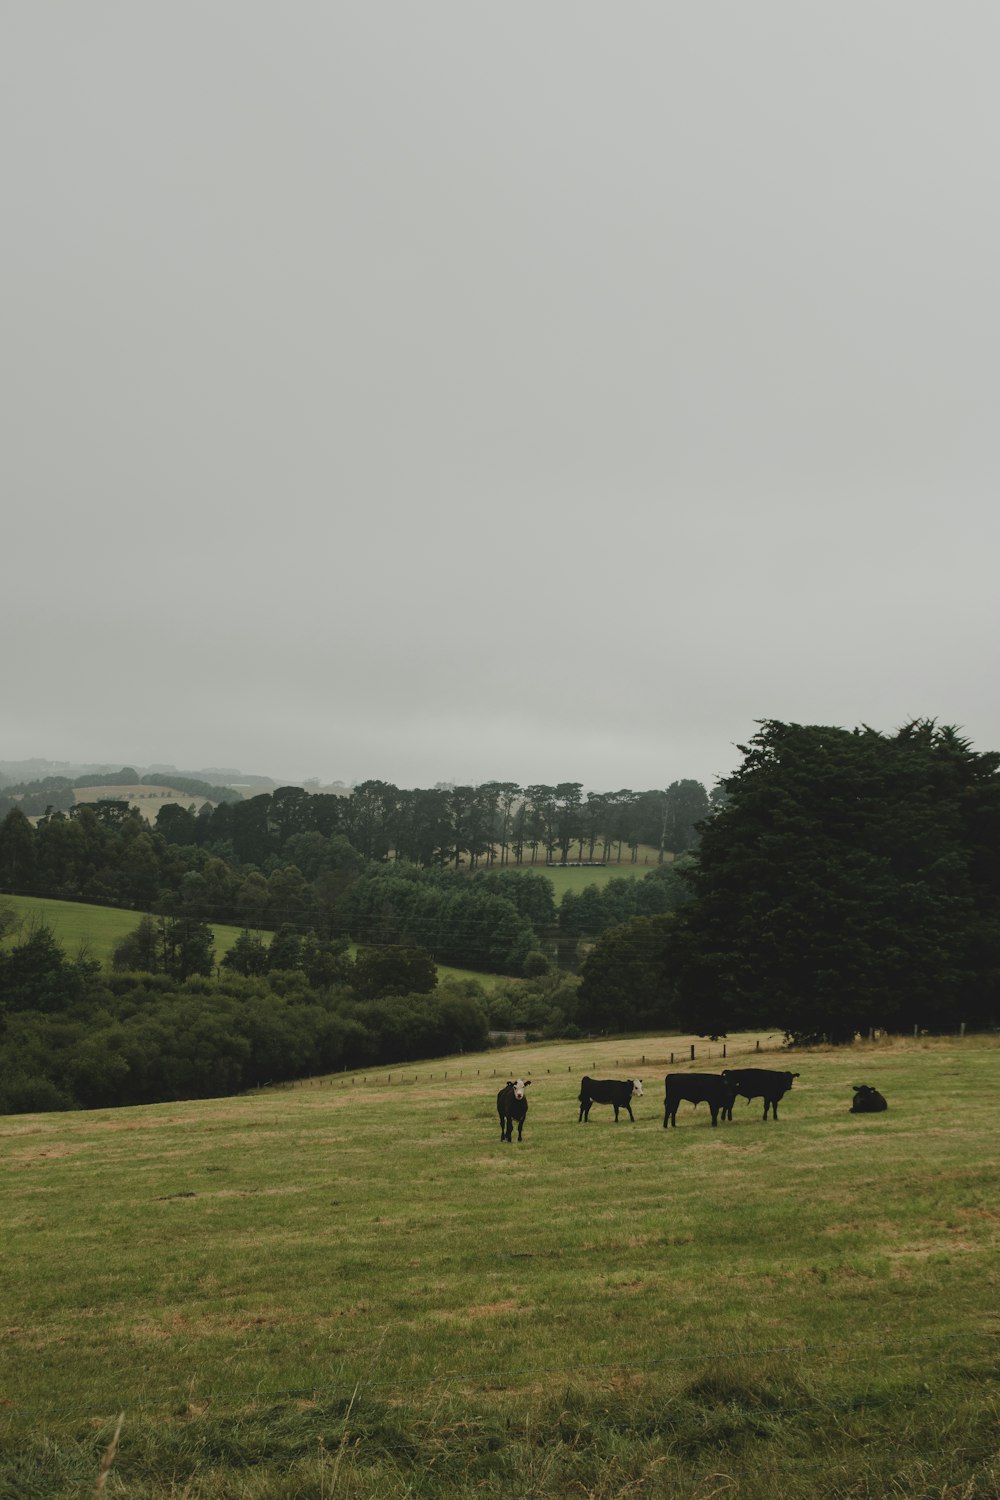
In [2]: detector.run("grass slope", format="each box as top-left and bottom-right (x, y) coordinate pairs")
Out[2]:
(0, 893), (251, 966)
(2, 1033), (998, 1497)
(0, 893), (507, 988)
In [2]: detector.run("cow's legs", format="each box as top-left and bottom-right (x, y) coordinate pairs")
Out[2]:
(612, 1104), (620, 1122)
(625, 1103), (635, 1122)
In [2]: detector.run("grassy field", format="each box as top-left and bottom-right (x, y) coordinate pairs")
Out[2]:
(70, 784), (218, 823)
(2, 1032), (997, 1497)
(0, 894), (507, 990)
(0, 893), (252, 967)
(504, 852), (663, 901)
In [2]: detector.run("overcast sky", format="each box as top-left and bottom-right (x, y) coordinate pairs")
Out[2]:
(3, 3), (999, 792)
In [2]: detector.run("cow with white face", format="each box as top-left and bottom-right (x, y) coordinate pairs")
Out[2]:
(497, 1079), (531, 1142)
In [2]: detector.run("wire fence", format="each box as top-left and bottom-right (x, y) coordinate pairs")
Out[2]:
(268, 1035), (788, 1092)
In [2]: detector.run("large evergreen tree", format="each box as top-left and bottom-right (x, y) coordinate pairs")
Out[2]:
(666, 720), (1000, 1042)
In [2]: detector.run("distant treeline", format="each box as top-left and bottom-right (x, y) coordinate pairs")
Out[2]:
(0, 776), (711, 861)
(0, 780), (704, 974)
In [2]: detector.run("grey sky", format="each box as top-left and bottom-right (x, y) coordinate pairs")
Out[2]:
(3, 3), (998, 792)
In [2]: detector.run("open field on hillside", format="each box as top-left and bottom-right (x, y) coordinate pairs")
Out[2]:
(71, 784), (217, 821)
(2, 1033), (997, 1497)
(0, 894), (251, 967)
(506, 852), (663, 901)
(0, 894), (507, 989)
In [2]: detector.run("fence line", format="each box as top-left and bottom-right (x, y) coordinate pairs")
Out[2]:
(270, 1035), (789, 1092)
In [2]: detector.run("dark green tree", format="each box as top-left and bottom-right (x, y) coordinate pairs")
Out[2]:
(300, 933), (353, 989)
(0, 924), (90, 1012)
(666, 719), (1000, 1043)
(662, 779), (710, 856)
(577, 913), (678, 1032)
(221, 929), (270, 977)
(351, 945), (438, 1000)
(112, 915), (161, 973)
(158, 916), (215, 980)
(267, 924), (304, 973)
(0, 808), (35, 891)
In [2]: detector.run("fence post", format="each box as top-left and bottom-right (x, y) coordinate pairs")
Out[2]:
(722, 1043), (726, 1058)
(960, 1022), (966, 1038)
(690, 1044), (695, 1061)
(670, 1052), (674, 1065)
(755, 1040), (760, 1052)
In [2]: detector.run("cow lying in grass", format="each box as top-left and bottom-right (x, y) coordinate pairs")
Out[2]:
(497, 1079), (530, 1142)
(850, 1083), (888, 1113)
(578, 1077), (643, 1123)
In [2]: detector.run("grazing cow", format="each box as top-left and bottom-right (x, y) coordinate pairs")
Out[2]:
(850, 1083), (888, 1113)
(663, 1073), (737, 1128)
(578, 1077), (643, 1123)
(497, 1079), (530, 1142)
(721, 1068), (799, 1121)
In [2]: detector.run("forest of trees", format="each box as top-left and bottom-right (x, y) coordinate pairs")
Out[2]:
(0, 777), (709, 974)
(0, 917), (494, 1113)
(0, 777), (711, 866)
(2, 721), (999, 1115)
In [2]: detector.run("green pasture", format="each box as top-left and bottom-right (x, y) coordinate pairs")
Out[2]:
(0, 894), (251, 967)
(506, 852), (662, 901)
(2, 1032), (998, 1497)
(0, 894), (506, 990)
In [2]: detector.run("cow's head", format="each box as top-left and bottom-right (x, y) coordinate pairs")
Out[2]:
(631, 1079), (644, 1097)
(510, 1078), (529, 1099)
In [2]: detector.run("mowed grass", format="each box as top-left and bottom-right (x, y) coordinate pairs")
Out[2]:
(2, 1033), (998, 1497)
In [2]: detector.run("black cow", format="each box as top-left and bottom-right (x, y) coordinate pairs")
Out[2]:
(578, 1076), (643, 1123)
(663, 1073), (737, 1128)
(497, 1078), (530, 1142)
(721, 1068), (799, 1121)
(851, 1083), (888, 1113)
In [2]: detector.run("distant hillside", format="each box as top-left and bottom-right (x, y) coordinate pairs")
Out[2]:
(69, 783), (220, 823)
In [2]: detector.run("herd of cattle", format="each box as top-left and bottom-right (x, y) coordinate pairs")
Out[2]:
(496, 1070), (889, 1141)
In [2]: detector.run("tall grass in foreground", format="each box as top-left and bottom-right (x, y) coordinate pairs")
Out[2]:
(2, 1033), (998, 1497)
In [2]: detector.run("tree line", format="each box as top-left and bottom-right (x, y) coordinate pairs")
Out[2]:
(3, 719), (998, 1108)
(0, 916), (495, 1113)
(0, 779), (708, 974)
